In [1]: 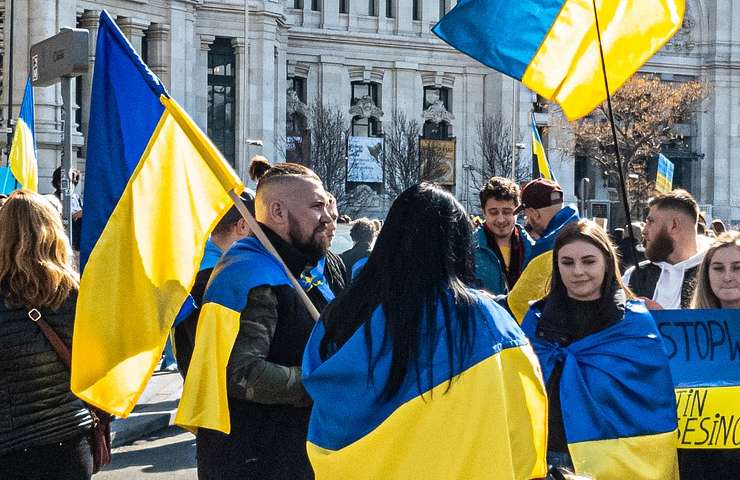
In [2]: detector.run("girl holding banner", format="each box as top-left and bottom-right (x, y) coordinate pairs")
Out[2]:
(521, 220), (679, 480)
(679, 231), (740, 478)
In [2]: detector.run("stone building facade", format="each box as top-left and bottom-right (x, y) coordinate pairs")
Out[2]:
(1, 0), (738, 221)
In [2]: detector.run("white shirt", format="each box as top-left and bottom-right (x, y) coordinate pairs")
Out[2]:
(623, 250), (705, 309)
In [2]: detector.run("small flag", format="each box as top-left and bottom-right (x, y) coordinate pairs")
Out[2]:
(433, 0), (685, 120)
(8, 77), (38, 191)
(71, 10), (243, 417)
(531, 113), (555, 181)
(655, 153), (674, 193)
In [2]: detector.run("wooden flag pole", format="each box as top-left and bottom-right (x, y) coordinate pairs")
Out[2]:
(228, 189), (321, 321)
(591, 0), (641, 271)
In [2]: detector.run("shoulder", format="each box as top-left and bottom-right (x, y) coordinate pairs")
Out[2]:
(467, 289), (528, 346)
(472, 226), (486, 247)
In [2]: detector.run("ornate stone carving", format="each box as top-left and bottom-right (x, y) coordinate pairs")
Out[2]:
(663, 8), (696, 52)
(349, 95), (384, 120)
(286, 88), (308, 117)
(422, 91), (454, 124)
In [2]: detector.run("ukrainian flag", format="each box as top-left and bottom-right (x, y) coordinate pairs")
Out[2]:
(176, 237), (294, 433)
(532, 113), (555, 182)
(433, 0), (685, 120)
(8, 77), (37, 191)
(71, 10), (243, 416)
(302, 292), (548, 479)
(507, 206), (579, 323)
(522, 301), (679, 479)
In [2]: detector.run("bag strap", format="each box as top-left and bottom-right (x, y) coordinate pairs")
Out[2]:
(28, 308), (72, 370)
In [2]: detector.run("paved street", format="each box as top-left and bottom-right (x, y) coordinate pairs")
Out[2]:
(96, 426), (196, 479)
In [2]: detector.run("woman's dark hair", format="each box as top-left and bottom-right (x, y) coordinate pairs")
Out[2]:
(319, 183), (477, 400)
(547, 219), (633, 312)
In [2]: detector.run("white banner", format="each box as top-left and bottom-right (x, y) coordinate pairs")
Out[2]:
(347, 136), (383, 183)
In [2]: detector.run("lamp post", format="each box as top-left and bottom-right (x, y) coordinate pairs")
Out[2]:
(512, 142), (525, 179)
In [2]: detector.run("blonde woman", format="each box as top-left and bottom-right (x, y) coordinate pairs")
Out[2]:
(681, 231), (740, 478)
(691, 231), (740, 309)
(0, 190), (94, 479)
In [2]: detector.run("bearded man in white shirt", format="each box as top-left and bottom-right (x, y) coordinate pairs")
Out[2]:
(623, 189), (704, 309)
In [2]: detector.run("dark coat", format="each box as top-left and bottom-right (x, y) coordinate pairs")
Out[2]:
(0, 294), (92, 454)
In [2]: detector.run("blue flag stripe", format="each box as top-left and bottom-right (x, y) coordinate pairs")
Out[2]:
(79, 10), (168, 270)
(433, 0), (567, 79)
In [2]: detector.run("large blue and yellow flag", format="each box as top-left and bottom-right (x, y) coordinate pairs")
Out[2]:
(433, 0), (685, 120)
(652, 309), (740, 450)
(302, 292), (548, 479)
(71, 10), (243, 416)
(507, 206), (579, 323)
(176, 237), (294, 433)
(532, 113), (555, 181)
(522, 301), (679, 479)
(8, 77), (37, 191)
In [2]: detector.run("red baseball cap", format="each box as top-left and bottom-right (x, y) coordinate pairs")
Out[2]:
(514, 178), (564, 214)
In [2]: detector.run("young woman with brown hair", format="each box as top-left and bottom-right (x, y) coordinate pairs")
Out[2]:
(0, 190), (95, 479)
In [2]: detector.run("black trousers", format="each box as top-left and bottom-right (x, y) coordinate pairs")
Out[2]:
(0, 432), (93, 480)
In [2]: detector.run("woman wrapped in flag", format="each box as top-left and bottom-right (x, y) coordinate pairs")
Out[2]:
(521, 220), (679, 479)
(302, 183), (548, 480)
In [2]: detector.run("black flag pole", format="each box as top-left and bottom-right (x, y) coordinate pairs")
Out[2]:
(591, 0), (641, 271)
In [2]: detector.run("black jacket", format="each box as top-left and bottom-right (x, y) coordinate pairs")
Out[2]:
(340, 242), (372, 282)
(0, 294), (92, 454)
(627, 260), (698, 308)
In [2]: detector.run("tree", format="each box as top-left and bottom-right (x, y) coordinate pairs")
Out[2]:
(472, 113), (528, 189)
(571, 74), (707, 216)
(383, 110), (422, 199)
(307, 100), (350, 206)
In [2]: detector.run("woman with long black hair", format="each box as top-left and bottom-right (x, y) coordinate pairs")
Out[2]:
(521, 220), (678, 480)
(302, 183), (548, 480)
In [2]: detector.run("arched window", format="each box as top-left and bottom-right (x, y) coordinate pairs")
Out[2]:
(351, 81), (382, 137)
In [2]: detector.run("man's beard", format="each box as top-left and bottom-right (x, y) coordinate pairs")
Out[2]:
(287, 212), (329, 261)
(645, 226), (675, 263)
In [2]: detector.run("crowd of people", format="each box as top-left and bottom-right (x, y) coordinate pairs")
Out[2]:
(0, 158), (738, 479)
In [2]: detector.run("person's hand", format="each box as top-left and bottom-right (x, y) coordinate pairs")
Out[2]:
(639, 297), (663, 310)
(72, 210), (83, 221)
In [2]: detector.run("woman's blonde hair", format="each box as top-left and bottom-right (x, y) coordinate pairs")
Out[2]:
(0, 190), (79, 309)
(691, 231), (740, 309)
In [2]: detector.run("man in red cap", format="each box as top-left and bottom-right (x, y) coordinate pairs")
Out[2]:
(506, 178), (579, 322)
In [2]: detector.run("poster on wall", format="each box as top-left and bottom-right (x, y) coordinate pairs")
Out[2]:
(286, 130), (311, 165)
(347, 136), (384, 183)
(419, 137), (456, 186)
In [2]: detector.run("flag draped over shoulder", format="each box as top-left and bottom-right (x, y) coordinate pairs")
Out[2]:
(8, 77), (37, 191)
(507, 206), (578, 323)
(532, 113), (555, 181)
(433, 0), (685, 120)
(522, 301), (679, 479)
(71, 10), (243, 417)
(176, 237), (293, 433)
(302, 292), (548, 480)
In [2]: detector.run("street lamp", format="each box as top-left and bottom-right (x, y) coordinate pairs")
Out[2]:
(512, 142), (525, 179)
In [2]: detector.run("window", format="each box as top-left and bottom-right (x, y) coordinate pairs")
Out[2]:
(423, 86), (452, 139)
(368, 0), (377, 16)
(340, 0), (348, 14)
(439, 0), (447, 18)
(312, 0), (320, 11)
(413, 0), (420, 20)
(208, 38), (236, 165)
(287, 77), (308, 132)
(294, 0), (303, 8)
(351, 82), (382, 137)
(386, 0), (394, 18)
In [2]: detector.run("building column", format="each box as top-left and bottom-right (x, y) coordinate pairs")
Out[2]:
(318, 55), (347, 107)
(232, 37), (248, 177)
(148, 23), (171, 88)
(196, 35), (215, 131)
(395, 0), (412, 34)
(116, 17), (148, 54)
(77, 9), (99, 159)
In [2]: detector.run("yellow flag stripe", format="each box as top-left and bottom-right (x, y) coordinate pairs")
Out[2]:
(8, 119), (38, 192)
(72, 99), (242, 416)
(522, 0), (685, 120)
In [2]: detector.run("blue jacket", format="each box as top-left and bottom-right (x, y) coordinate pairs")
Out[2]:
(473, 224), (533, 295)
